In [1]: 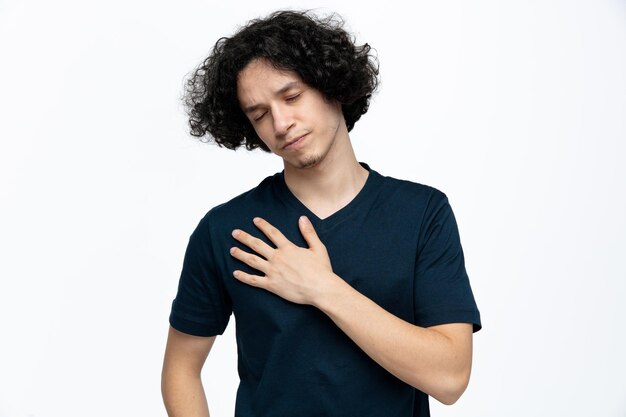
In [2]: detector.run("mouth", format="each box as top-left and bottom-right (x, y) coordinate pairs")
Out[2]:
(283, 133), (309, 150)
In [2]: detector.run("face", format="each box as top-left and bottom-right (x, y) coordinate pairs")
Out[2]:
(236, 59), (347, 170)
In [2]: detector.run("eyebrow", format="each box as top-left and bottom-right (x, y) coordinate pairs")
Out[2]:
(242, 81), (303, 114)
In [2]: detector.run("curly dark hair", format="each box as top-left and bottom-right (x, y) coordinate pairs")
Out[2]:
(182, 9), (380, 152)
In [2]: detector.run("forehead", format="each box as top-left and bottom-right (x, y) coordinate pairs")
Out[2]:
(236, 59), (303, 105)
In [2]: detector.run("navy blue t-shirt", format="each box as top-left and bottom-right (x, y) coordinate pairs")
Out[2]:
(169, 162), (481, 417)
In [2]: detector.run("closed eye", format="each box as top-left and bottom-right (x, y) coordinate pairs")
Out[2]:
(286, 93), (301, 102)
(254, 112), (266, 122)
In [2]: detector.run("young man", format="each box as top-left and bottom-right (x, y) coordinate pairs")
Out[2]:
(162, 10), (481, 417)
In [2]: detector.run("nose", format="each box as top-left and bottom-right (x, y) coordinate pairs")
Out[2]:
(272, 104), (295, 137)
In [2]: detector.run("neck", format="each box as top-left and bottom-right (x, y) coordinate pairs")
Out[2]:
(282, 132), (369, 218)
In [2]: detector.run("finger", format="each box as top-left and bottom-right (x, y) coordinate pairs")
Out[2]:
(229, 246), (269, 274)
(231, 228), (274, 259)
(232, 269), (267, 289)
(298, 215), (324, 251)
(253, 217), (291, 247)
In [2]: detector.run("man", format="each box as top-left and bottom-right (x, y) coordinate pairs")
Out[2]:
(162, 9), (481, 417)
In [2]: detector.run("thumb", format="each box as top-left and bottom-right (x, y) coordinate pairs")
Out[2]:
(299, 216), (322, 250)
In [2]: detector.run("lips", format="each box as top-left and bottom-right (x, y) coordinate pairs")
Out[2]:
(283, 133), (308, 150)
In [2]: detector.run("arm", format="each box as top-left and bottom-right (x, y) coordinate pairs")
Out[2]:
(313, 277), (473, 405)
(161, 326), (216, 417)
(230, 215), (477, 404)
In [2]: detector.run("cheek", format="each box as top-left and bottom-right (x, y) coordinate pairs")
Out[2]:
(310, 102), (339, 129)
(323, 107), (342, 132)
(253, 124), (277, 150)
(322, 101), (343, 126)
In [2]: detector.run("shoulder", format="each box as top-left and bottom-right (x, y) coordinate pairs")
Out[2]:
(375, 170), (449, 210)
(196, 172), (278, 231)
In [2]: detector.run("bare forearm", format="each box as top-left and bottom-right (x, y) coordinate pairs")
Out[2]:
(313, 273), (471, 405)
(162, 373), (210, 417)
(226, 216), (474, 403)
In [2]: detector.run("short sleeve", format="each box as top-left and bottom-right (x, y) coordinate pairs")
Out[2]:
(169, 212), (232, 336)
(414, 190), (481, 332)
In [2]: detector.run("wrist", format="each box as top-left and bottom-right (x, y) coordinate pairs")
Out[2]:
(311, 272), (351, 312)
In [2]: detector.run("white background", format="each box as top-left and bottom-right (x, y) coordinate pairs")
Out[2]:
(1, 0), (625, 416)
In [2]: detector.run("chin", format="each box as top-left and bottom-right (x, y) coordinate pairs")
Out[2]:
(299, 155), (322, 168)
(283, 153), (322, 169)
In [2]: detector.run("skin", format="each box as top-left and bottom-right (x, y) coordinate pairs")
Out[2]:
(162, 327), (213, 417)
(229, 216), (474, 405)
(236, 58), (370, 218)
(162, 58), (475, 416)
